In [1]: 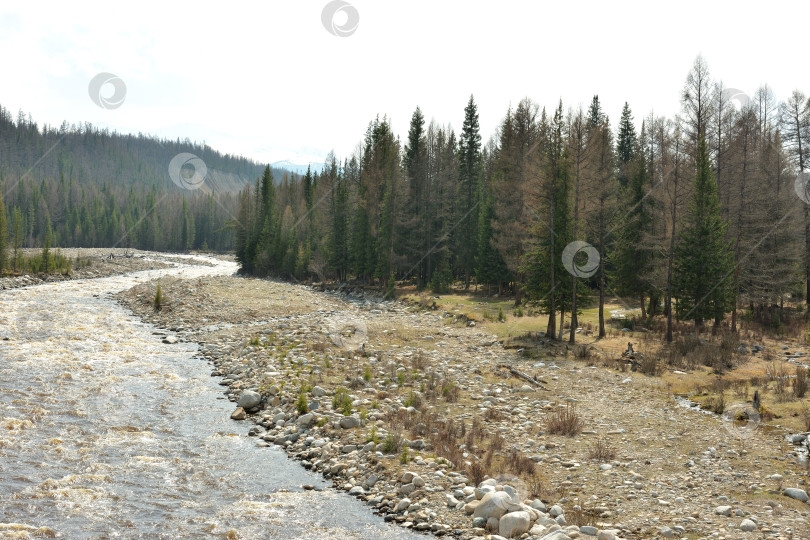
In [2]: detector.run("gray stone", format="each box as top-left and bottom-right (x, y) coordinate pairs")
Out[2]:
(658, 526), (674, 538)
(475, 485), (496, 500)
(784, 487), (808, 502)
(549, 504), (564, 517)
(399, 483), (416, 495)
(499, 510), (531, 538)
(464, 500), (481, 515)
(539, 531), (569, 540)
(237, 390), (261, 409)
(363, 475), (378, 488)
(400, 471), (417, 483)
(715, 505), (732, 516)
(296, 413), (315, 427)
(740, 519), (757, 532)
(580, 525), (598, 536)
(471, 516), (486, 528)
(486, 516), (499, 532)
(348, 486), (364, 496)
(446, 494), (459, 507)
(597, 532), (616, 540)
(339, 416), (361, 429)
(311, 386), (327, 397)
(530, 499), (547, 512)
(473, 491), (522, 520)
(162, 335), (178, 344)
(394, 498), (411, 512)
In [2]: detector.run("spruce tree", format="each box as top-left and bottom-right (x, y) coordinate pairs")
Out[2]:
(673, 136), (735, 331)
(0, 187), (7, 273)
(610, 140), (654, 316)
(457, 95), (482, 288)
(616, 103), (636, 187)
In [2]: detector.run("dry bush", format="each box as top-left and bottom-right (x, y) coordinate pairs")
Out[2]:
(410, 350), (427, 372)
(467, 460), (488, 486)
(708, 392), (725, 414)
(441, 378), (459, 403)
(488, 432), (505, 453)
(566, 506), (596, 528)
(545, 404), (584, 436)
(732, 380), (749, 400)
(639, 354), (660, 376)
(801, 402), (810, 431)
(504, 450), (537, 476)
(674, 334), (700, 356)
(484, 406), (505, 422)
(527, 472), (548, 499)
(587, 437), (617, 462)
(572, 344), (592, 360)
(766, 362), (790, 401)
(794, 366), (808, 399)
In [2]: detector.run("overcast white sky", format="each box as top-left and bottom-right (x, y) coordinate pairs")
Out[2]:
(0, 1), (806, 167)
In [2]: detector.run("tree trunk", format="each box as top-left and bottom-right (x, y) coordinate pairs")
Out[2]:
(569, 273), (577, 344)
(640, 294), (646, 319)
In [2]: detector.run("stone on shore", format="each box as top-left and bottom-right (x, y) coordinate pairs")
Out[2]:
(230, 407), (247, 420)
(237, 390), (261, 409)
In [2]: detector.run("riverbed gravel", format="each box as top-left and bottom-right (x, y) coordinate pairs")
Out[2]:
(116, 274), (810, 539)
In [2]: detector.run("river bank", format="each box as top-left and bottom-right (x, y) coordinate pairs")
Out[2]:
(0, 248), (183, 291)
(115, 274), (810, 539)
(1, 256), (428, 539)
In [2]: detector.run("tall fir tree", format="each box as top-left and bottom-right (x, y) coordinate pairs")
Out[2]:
(457, 95), (483, 288)
(673, 136), (735, 331)
(616, 102), (636, 187)
(0, 186), (7, 273)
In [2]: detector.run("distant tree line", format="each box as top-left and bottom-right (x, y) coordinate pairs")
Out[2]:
(0, 103), (278, 264)
(235, 56), (810, 342)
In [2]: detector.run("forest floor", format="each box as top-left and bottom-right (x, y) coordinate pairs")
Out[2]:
(115, 273), (810, 540)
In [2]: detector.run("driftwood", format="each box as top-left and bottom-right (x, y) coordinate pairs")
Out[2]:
(497, 364), (548, 390)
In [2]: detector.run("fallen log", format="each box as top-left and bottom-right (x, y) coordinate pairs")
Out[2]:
(497, 364), (548, 390)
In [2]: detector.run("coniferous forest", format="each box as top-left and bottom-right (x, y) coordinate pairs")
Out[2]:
(0, 103), (268, 255)
(2, 56), (810, 342)
(233, 57), (810, 340)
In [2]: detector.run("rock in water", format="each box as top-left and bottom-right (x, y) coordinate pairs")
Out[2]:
(237, 390), (261, 409)
(162, 335), (178, 344)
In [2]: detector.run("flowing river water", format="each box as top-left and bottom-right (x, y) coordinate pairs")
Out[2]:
(0, 256), (423, 539)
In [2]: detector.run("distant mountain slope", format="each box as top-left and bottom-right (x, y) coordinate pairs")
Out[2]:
(0, 104), (294, 193)
(270, 160), (324, 176)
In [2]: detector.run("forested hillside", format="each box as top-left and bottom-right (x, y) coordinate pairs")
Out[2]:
(235, 56), (810, 341)
(0, 104), (286, 254)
